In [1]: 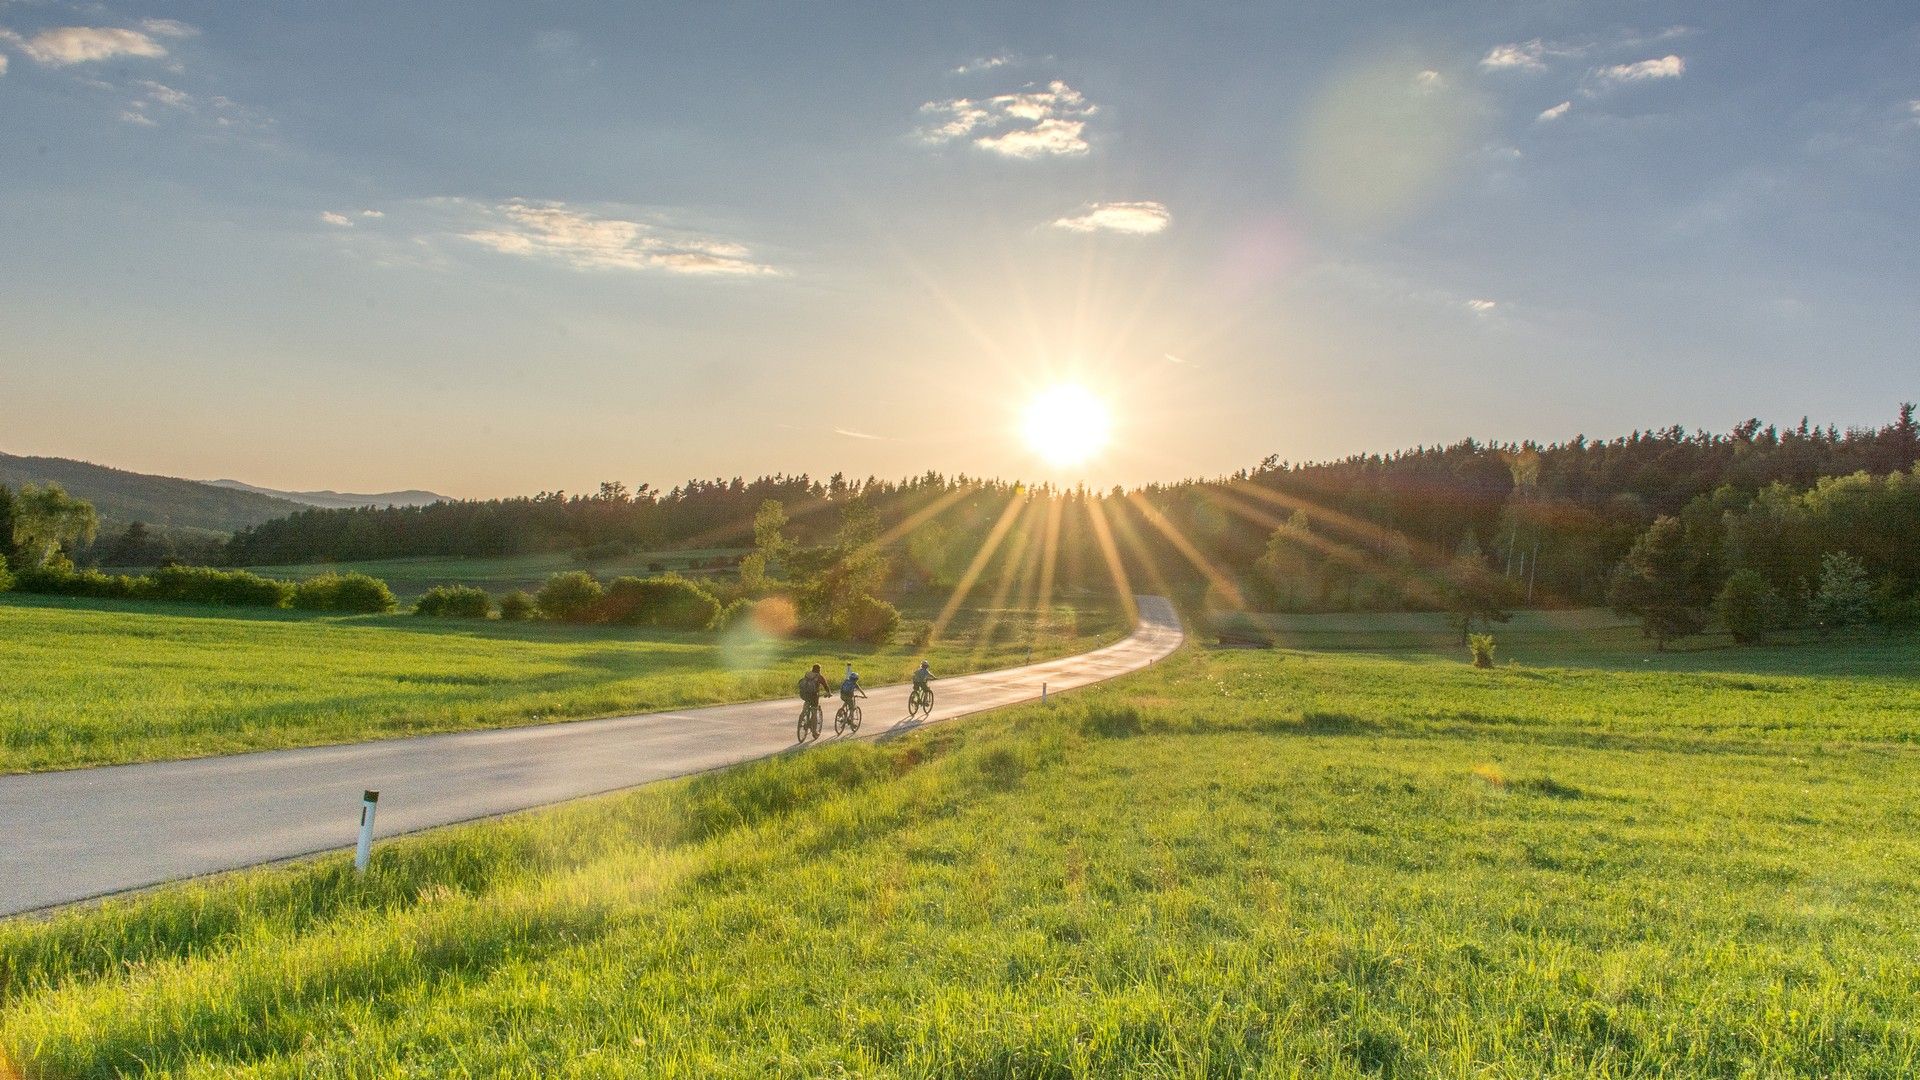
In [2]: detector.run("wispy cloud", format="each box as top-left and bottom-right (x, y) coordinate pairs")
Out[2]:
(953, 54), (1010, 75)
(456, 199), (779, 276)
(140, 19), (199, 40)
(917, 79), (1097, 158)
(1465, 298), (1498, 314)
(1051, 200), (1170, 235)
(1480, 41), (1550, 72)
(1537, 100), (1571, 122)
(321, 211), (354, 227)
(1595, 55), (1684, 83)
(834, 427), (885, 440)
(1414, 69), (1445, 93)
(361, 209), (385, 218)
(0, 25), (171, 66)
(0, 54), (8, 77)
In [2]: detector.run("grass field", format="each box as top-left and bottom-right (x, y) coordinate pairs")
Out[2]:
(0, 591), (1124, 773)
(4, 617), (1915, 1076)
(235, 551), (750, 601)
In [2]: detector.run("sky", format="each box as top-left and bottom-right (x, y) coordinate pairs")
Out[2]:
(1, 2), (1917, 499)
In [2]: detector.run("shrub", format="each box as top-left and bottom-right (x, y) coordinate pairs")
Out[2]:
(844, 594), (901, 646)
(1715, 569), (1782, 645)
(536, 571), (604, 622)
(138, 565), (293, 607)
(601, 575), (722, 630)
(12, 565), (139, 599)
(1467, 633), (1496, 668)
(294, 573), (398, 614)
(497, 590), (536, 621)
(0, 561), (10, 592)
(1810, 551), (1871, 635)
(414, 584), (492, 618)
(712, 597), (753, 632)
(902, 619), (934, 650)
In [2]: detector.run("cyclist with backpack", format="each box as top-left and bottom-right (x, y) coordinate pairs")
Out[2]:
(795, 664), (832, 741)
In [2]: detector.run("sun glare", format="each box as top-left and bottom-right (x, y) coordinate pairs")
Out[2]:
(1022, 384), (1113, 468)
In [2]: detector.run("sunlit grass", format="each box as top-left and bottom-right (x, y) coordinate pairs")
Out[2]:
(3, 623), (1916, 1075)
(0, 591), (1124, 773)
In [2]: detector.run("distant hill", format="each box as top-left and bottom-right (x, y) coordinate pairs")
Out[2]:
(0, 451), (305, 536)
(206, 479), (448, 510)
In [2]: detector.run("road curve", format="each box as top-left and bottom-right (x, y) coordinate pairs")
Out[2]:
(0, 596), (1181, 917)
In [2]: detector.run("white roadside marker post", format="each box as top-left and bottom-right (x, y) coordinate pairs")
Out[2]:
(354, 789), (379, 873)
(1042, 682), (1048, 704)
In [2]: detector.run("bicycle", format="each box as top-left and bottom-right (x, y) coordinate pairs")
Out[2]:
(833, 697), (863, 736)
(907, 683), (933, 719)
(796, 698), (823, 743)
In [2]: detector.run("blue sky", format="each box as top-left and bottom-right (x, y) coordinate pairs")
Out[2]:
(1, 2), (1916, 497)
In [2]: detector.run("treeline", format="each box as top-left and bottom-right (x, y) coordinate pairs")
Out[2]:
(20, 407), (1920, 650)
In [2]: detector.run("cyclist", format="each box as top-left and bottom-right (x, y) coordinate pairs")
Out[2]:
(798, 664), (831, 714)
(909, 660), (936, 714)
(839, 667), (866, 709)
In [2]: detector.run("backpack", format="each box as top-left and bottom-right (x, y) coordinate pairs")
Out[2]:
(796, 675), (813, 695)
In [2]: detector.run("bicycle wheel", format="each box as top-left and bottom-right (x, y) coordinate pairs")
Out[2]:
(797, 705), (811, 743)
(848, 703), (862, 733)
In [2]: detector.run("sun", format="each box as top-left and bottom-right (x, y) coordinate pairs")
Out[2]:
(1021, 383), (1113, 467)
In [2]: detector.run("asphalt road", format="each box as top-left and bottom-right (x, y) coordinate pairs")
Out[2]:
(0, 595), (1181, 917)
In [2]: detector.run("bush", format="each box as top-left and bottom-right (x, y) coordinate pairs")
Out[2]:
(293, 573), (398, 614)
(497, 590), (536, 621)
(414, 584), (493, 618)
(712, 597), (753, 632)
(1715, 569), (1782, 645)
(12, 565), (140, 599)
(601, 575), (722, 630)
(536, 571), (604, 622)
(1467, 633), (1496, 668)
(0, 561), (10, 592)
(139, 565), (293, 607)
(845, 593), (902, 645)
(1810, 551), (1871, 635)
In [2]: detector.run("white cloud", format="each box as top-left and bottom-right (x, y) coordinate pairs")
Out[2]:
(321, 211), (354, 227)
(1051, 200), (1171, 235)
(1909, 100), (1920, 125)
(953, 54), (1011, 75)
(917, 79), (1097, 158)
(457, 199), (778, 276)
(1481, 41), (1548, 72)
(1465, 298), (1497, 313)
(0, 54), (8, 77)
(361, 209), (385, 218)
(1414, 70), (1445, 93)
(1596, 55), (1684, 83)
(834, 427), (884, 440)
(5, 25), (168, 65)
(976, 117), (1088, 158)
(1537, 100), (1572, 122)
(118, 108), (155, 126)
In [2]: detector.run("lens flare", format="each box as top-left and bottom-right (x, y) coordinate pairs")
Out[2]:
(1022, 384), (1113, 467)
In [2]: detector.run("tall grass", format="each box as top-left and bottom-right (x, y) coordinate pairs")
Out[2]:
(3, 625), (1916, 1075)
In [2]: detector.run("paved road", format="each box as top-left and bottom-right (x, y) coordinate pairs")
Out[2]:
(0, 596), (1181, 916)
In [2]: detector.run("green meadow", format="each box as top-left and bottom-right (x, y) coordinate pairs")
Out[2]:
(0, 591), (1123, 773)
(4, 617), (1915, 1076)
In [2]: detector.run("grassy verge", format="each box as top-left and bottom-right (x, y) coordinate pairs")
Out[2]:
(3, 626), (1915, 1075)
(0, 590), (1123, 773)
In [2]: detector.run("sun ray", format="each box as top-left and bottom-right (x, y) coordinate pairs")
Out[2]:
(1082, 498), (1139, 626)
(930, 491), (1029, 643)
(1124, 492), (1247, 609)
(1202, 486), (1451, 608)
(970, 498), (1043, 660)
(1102, 494), (1180, 605)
